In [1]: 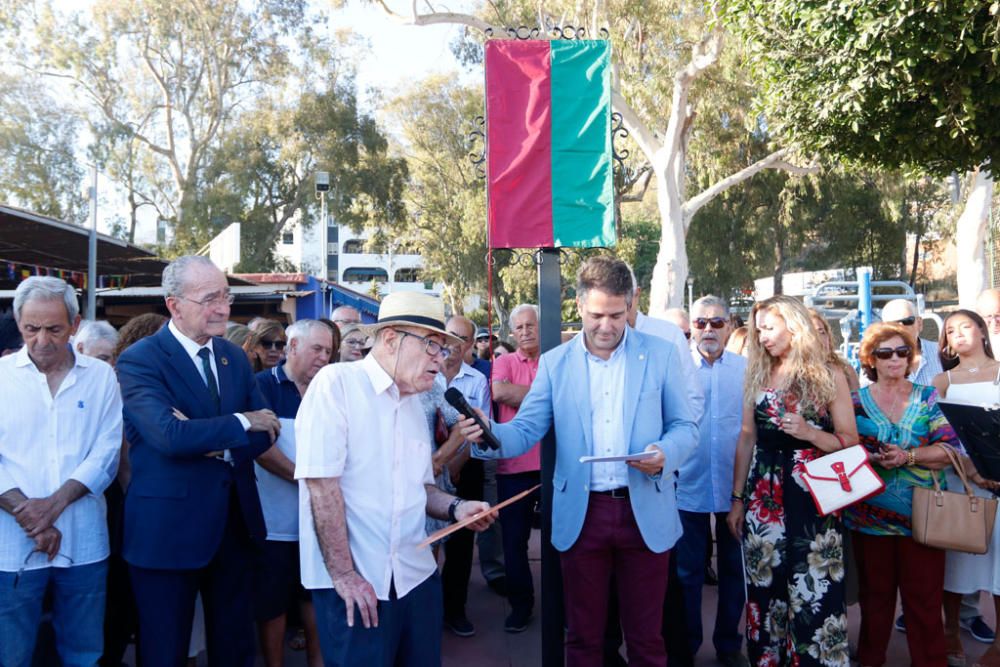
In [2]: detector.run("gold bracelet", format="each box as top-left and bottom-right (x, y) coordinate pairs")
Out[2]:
(907, 449), (916, 467)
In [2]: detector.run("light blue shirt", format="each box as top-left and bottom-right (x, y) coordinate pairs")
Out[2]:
(677, 349), (747, 513)
(583, 328), (629, 491)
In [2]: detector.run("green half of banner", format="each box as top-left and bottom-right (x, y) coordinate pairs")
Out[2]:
(485, 39), (615, 249)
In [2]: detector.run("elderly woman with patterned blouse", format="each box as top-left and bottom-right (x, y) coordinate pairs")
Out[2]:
(842, 322), (958, 667)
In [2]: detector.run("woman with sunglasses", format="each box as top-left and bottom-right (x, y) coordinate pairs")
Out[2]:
(841, 322), (956, 667)
(727, 295), (858, 667)
(936, 309), (1000, 667)
(242, 320), (287, 373)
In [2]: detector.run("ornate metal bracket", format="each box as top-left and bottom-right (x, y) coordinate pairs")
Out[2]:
(484, 25), (610, 41)
(610, 111), (634, 194)
(548, 25), (610, 40)
(487, 246), (609, 268)
(467, 116), (486, 179)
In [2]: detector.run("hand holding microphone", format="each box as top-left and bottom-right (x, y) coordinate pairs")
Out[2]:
(445, 387), (501, 450)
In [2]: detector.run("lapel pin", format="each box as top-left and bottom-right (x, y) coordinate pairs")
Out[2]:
(221, 357), (229, 366)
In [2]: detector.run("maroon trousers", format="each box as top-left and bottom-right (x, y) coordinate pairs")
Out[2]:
(560, 493), (670, 667)
(852, 531), (947, 667)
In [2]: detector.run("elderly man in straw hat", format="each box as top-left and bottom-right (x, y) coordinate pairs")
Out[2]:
(295, 292), (496, 665)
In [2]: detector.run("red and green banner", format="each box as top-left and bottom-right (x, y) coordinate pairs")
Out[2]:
(485, 39), (615, 249)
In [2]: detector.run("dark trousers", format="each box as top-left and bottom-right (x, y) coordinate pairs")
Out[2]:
(853, 531), (947, 667)
(101, 482), (139, 667)
(497, 471), (541, 614)
(560, 493), (670, 667)
(673, 511), (744, 657)
(129, 493), (256, 667)
(313, 573), (442, 667)
(442, 459), (483, 619)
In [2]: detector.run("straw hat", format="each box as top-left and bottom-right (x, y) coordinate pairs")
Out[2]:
(362, 292), (461, 343)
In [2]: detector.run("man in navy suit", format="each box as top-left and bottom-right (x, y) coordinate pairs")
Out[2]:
(117, 256), (280, 667)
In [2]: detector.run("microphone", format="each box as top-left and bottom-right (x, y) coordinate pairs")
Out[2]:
(444, 387), (501, 451)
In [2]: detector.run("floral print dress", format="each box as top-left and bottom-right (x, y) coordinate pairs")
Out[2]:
(743, 389), (849, 667)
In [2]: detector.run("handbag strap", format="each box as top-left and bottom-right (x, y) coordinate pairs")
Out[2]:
(931, 443), (974, 497)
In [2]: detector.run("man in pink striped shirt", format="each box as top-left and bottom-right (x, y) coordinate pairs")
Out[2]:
(491, 303), (541, 633)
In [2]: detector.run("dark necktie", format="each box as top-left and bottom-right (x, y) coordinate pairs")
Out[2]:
(197, 347), (221, 413)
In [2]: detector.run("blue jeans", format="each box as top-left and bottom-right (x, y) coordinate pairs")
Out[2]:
(0, 559), (108, 667)
(313, 572), (442, 667)
(675, 511), (744, 656)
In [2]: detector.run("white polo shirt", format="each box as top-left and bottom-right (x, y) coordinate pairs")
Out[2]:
(295, 354), (436, 599)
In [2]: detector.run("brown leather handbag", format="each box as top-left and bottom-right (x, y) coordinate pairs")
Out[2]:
(911, 444), (998, 554)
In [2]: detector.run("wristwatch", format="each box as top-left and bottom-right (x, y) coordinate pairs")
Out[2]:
(448, 497), (464, 522)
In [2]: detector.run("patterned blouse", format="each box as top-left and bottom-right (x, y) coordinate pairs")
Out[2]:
(842, 384), (959, 536)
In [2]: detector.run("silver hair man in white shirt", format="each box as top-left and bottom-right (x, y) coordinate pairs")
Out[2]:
(295, 292), (496, 666)
(0, 277), (122, 665)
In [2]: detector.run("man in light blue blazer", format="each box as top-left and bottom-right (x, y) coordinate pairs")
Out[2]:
(464, 256), (698, 667)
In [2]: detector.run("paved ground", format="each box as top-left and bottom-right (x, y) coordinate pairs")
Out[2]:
(62, 529), (997, 666)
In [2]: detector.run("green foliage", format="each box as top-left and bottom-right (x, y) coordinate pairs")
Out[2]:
(721, 0), (1000, 175)
(0, 73), (87, 223)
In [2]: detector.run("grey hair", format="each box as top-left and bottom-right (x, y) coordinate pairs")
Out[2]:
(509, 304), (539, 328)
(162, 255), (219, 299)
(692, 295), (730, 316)
(75, 320), (119, 349)
(627, 265), (639, 294)
(13, 277), (79, 323)
(286, 319), (331, 344)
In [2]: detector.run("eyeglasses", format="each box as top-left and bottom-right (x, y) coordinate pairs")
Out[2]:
(259, 339), (286, 351)
(873, 345), (912, 360)
(448, 332), (470, 342)
(343, 338), (367, 348)
(395, 329), (452, 359)
(893, 316), (917, 327)
(14, 550), (73, 588)
(333, 318), (361, 325)
(178, 291), (235, 308)
(692, 317), (727, 330)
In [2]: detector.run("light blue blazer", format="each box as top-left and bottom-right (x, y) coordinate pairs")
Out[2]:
(483, 329), (699, 553)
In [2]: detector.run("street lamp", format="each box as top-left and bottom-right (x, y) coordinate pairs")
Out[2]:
(315, 171), (330, 280)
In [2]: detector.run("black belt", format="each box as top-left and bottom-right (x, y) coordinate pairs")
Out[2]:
(592, 487), (629, 499)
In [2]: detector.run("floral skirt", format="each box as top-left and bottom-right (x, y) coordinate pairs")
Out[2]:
(743, 444), (849, 667)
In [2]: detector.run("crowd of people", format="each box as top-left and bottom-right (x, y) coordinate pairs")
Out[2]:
(4, 253), (1000, 667)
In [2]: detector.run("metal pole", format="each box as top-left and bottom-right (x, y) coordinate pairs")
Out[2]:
(537, 247), (564, 667)
(858, 266), (873, 336)
(87, 164), (98, 319)
(320, 193), (328, 280)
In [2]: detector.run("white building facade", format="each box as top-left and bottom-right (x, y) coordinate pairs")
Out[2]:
(274, 215), (440, 297)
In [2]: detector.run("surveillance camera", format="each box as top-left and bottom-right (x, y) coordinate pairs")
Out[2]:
(315, 171), (330, 193)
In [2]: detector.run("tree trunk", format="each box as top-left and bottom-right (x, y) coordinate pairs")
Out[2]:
(773, 220), (785, 296)
(909, 228), (922, 287)
(647, 167), (687, 317)
(955, 168), (994, 308)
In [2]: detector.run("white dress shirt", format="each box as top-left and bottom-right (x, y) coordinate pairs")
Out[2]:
(0, 347), (122, 572)
(295, 354), (436, 599)
(167, 320), (251, 442)
(634, 312), (705, 422)
(583, 328), (629, 491)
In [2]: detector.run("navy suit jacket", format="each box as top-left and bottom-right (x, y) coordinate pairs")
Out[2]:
(117, 325), (270, 569)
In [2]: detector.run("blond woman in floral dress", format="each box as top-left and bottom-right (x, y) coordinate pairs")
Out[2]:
(727, 296), (859, 666)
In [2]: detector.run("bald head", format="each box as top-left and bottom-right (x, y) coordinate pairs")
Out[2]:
(446, 316), (476, 361)
(881, 299), (921, 342)
(663, 308), (690, 336)
(331, 306), (361, 329)
(977, 289), (1000, 336)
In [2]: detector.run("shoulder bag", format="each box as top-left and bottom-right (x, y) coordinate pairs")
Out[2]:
(801, 444), (886, 516)
(911, 443), (998, 554)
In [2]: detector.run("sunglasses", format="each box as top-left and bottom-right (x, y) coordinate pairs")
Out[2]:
(692, 317), (727, 330)
(873, 345), (912, 360)
(893, 316), (917, 327)
(259, 339), (286, 351)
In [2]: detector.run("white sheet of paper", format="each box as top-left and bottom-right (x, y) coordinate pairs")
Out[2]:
(579, 451), (657, 464)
